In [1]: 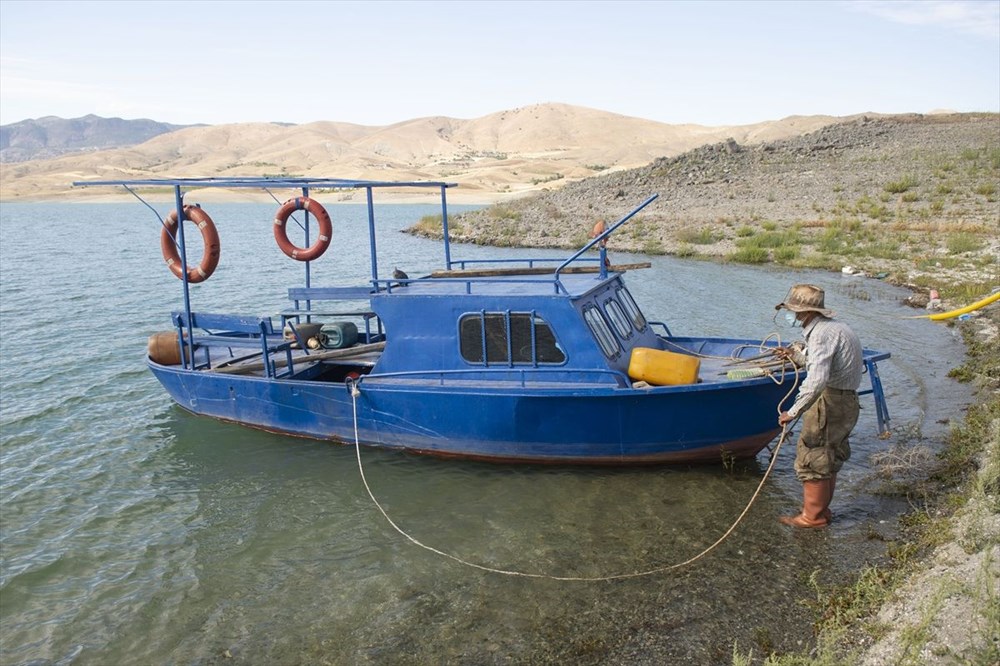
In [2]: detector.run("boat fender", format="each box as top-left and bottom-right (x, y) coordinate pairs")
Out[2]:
(161, 205), (221, 283)
(273, 197), (333, 261)
(148, 331), (187, 365)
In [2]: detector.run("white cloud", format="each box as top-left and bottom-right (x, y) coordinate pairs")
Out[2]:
(853, 0), (1000, 39)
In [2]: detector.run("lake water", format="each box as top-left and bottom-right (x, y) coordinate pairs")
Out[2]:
(0, 201), (974, 664)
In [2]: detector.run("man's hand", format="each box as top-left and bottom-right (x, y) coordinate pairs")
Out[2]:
(774, 341), (805, 364)
(778, 411), (794, 426)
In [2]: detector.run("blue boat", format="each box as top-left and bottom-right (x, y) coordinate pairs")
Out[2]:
(74, 177), (891, 464)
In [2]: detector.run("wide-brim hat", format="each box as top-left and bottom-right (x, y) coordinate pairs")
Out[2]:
(775, 284), (833, 317)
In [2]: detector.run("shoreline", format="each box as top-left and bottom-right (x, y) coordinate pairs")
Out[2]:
(852, 305), (999, 666)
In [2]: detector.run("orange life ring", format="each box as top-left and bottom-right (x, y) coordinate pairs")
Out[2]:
(273, 197), (332, 261)
(160, 205), (220, 283)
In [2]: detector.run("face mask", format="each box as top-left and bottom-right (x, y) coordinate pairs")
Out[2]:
(785, 311), (802, 328)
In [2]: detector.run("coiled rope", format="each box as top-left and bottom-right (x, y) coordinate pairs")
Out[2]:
(349, 347), (801, 581)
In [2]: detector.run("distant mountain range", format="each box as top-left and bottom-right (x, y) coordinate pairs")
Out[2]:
(0, 104), (873, 202)
(0, 114), (198, 162)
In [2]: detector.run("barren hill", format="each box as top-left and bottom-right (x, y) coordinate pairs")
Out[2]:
(1, 103), (858, 203)
(0, 114), (195, 163)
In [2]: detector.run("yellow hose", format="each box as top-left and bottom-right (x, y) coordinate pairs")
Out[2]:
(910, 290), (1000, 320)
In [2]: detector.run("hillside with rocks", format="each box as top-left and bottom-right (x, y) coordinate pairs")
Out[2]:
(438, 113), (999, 290)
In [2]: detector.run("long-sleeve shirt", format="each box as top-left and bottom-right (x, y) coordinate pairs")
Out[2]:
(786, 316), (863, 419)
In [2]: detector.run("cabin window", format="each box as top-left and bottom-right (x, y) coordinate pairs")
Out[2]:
(459, 312), (565, 365)
(583, 306), (621, 358)
(604, 297), (633, 340)
(616, 287), (647, 331)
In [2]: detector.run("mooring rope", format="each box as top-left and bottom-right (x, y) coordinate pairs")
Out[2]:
(661, 331), (788, 362)
(662, 335), (798, 387)
(349, 354), (801, 581)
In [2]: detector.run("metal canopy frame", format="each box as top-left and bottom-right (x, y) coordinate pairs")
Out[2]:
(73, 177), (458, 368)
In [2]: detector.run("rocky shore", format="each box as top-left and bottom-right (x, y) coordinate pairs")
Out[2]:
(428, 113), (998, 294)
(854, 305), (999, 666)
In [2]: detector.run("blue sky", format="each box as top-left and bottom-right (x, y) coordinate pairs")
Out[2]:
(1, 0), (997, 127)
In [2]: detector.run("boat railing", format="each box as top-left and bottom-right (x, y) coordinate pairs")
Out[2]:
(648, 320), (674, 337)
(553, 193), (658, 281)
(377, 275), (581, 295)
(353, 366), (632, 389)
(414, 194), (660, 295)
(447, 257), (602, 271)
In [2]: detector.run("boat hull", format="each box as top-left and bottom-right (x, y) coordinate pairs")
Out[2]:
(149, 360), (789, 464)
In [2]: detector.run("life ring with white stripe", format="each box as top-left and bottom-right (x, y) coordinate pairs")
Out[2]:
(160, 205), (220, 283)
(273, 197), (332, 261)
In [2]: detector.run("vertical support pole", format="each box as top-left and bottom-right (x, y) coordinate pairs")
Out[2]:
(441, 185), (452, 270)
(259, 320), (273, 378)
(301, 187), (312, 293)
(173, 185), (197, 370)
(366, 187), (379, 290)
(529, 309), (538, 367)
(866, 359), (891, 436)
(479, 311), (488, 367)
(504, 310), (513, 368)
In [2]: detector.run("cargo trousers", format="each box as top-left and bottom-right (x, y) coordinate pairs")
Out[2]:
(793, 387), (860, 482)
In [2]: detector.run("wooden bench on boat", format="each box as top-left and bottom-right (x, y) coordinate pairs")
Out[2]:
(172, 311), (296, 377)
(282, 286), (381, 340)
(171, 305), (386, 379)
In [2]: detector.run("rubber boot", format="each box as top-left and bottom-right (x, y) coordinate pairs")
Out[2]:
(821, 474), (837, 523)
(779, 479), (831, 528)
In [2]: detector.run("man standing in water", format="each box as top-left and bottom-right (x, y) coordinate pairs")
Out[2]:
(774, 284), (863, 528)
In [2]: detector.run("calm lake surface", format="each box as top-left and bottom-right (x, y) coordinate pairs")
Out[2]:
(0, 201), (973, 664)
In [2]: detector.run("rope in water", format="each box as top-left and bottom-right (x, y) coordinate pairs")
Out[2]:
(349, 353), (801, 581)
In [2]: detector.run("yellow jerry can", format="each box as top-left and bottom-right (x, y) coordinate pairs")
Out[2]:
(627, 347), (700, 386)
